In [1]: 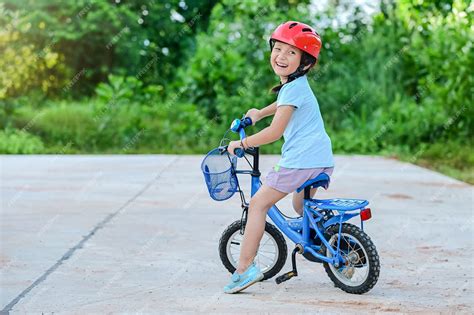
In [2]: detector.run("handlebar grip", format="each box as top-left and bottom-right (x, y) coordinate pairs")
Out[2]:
(234, 148), (245, 158)
(241, 117), (253, 128)
(220, 145), (244, 158)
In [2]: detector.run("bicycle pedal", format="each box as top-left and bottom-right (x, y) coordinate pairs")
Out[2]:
(275, 271), (298, 284)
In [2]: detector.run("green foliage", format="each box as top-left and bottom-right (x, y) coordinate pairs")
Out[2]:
(1, 0), (219, 96)
(398, 0), (473, 140)
(29, 102), (97, 149)
(308, 0), (473, 154)
(95, 75), (143, 103)
(0, 4), (67, 99)
(9, 77), (212, 153)
(0, 0), (472, 182)
(395, 139), (474, 184)
(176, 0), (310, 124)
(0, 128), (45, 153)
(0, 3), (68, 123)
(95, 74), (164, 106)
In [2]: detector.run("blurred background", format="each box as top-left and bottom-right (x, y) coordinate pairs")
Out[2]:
(0, 0), (472, 183)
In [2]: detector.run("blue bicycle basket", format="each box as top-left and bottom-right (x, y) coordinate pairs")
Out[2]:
(201, 148), (239, 201)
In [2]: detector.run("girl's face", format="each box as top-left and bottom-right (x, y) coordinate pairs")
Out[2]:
(270, 41), (304, 79)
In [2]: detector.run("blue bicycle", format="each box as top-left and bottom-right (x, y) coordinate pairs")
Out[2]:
(201, 117), (380, 294)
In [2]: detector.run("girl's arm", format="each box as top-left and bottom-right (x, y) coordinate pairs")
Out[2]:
(245, 101), (277, 125)
(227, 105), (293, 156)
(259, 101), (277, 119)
(244, 105), (293, 148)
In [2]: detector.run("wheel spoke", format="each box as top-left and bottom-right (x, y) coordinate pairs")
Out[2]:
(351, 247), (366, 265)
(257, 251), (276, 261)
(260, 236), (272, 247)
(342, 234), (355, 252)
(326, 230), (374, 288)
(257, 249), (277, 255)
(226, 228), (282, 276)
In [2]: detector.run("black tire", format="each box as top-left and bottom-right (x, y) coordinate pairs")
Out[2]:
(321, 223), (380, 294)
(218, 220), (287, 280)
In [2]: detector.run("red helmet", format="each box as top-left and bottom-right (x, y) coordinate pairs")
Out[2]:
(269, 21), (322, 59)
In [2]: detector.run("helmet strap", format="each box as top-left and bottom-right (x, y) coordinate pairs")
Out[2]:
(287, 63), (307, 83)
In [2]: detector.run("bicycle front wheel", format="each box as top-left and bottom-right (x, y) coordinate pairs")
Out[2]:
(218, 220), (287, 280)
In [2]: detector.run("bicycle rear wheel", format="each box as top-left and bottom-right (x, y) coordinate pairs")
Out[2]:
(321, 223), (380, 294)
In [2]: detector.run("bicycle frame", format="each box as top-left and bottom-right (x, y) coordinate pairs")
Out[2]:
(233, 128), (363, 267)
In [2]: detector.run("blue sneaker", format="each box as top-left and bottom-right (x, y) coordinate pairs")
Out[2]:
(223, 262), (264, 294)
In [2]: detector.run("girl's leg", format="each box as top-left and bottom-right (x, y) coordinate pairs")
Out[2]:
(236, 184), (287, 273)
(292, 187), (318, 216)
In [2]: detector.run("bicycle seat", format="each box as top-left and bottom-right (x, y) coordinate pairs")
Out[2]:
(296, 173), (330, 193)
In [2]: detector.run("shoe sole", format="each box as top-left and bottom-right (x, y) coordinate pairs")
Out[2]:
(225, 273), (264, 294)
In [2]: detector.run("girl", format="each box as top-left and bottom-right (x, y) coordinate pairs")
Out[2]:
(224, 21), (335, 294)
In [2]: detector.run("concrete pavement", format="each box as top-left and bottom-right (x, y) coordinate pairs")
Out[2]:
(0, 155), (472, 313)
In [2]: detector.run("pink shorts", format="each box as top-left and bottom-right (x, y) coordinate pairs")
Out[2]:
(265, 165), (334, 194)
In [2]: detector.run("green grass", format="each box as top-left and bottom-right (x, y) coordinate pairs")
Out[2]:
(391, 141), (474, 184)
(3, 101), (472, 185)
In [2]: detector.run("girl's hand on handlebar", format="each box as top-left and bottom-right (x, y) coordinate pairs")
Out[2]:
(245, 108), (261, 125)
(227, 140), (243, 156)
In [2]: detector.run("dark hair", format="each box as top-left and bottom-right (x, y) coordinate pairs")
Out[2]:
(270, 52), (317, 93)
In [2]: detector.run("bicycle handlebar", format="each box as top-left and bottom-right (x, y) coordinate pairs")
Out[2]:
(222, 117), (253, 157)
(230, 117), (252, 134)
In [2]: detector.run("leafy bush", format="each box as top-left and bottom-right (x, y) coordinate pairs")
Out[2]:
(0, 4), (66, 100)
(10, 74), (213, 153)
(30, 102), (97, 149)
(389, 0), (473, 142)
(0, 129), (44, 153)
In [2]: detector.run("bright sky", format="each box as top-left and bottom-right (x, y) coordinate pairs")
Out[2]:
(309, 0), (380, 29)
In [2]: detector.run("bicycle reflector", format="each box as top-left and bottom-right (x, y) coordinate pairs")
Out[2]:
(360, 208), (372, 221)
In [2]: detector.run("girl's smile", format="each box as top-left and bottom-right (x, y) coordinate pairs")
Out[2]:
(270, 41), (306, 83)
